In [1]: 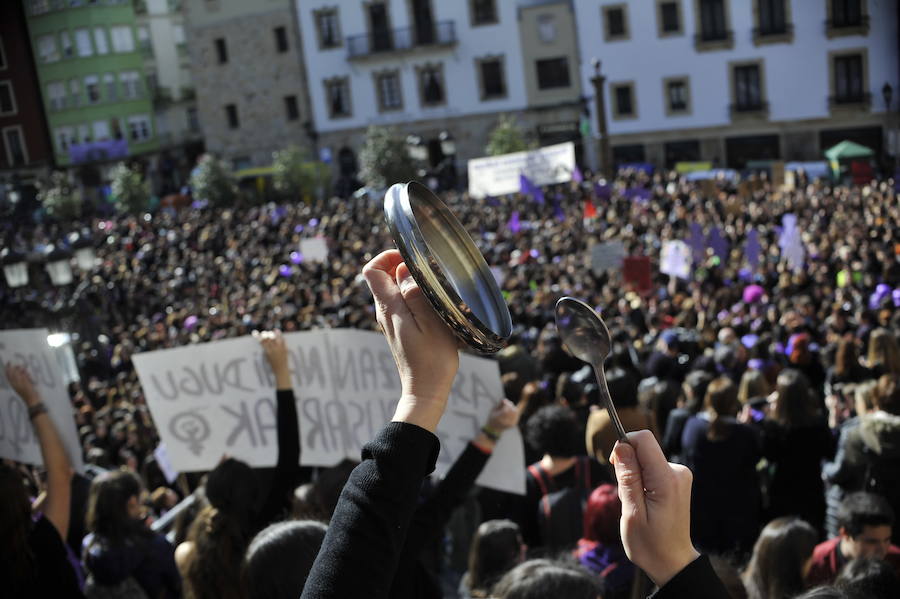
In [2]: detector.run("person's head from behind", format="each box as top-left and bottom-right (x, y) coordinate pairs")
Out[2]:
(86, 469), (147, 543)
(837, 492), (894, 561)
(834, 338), (860, 377)
(738, 369), (770, 406)
(0, 464), (35, 590)
(242, 520), (327, 599)
(491, 559), (601, 599)
(683, 370), (714, 413)
(772, 369), (816, 428)
(743, 517), (818, 599)
(605, 367), (638, 409)
(206, 457), (259, 524)
(525, 405), (580, 458)
(582, 484), (621, 546)
(867, 328), (900, 373)
(466, 520), (524, 595)
(705, 377), (740, 440)
(835, 557), (900, 599)
(874, 374), (900, 416)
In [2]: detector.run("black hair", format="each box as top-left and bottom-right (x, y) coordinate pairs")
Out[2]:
(684, 370), (714, 413)
(465, 520), (523, 596)
(836, 557), (900, 599)
(742, 517), (818, 599)
(86, 469), (151, 546)
(838, 492), (895, 538)
(0, 464), (36, 595)
(491, 558), (600, 599)
(524, 405), (580, 458)
(606, 367), (638, 408)
(242, 520), (328, 599)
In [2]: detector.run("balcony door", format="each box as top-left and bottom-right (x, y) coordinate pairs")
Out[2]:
(368, 3), (392, 52)
(410, 0), (435, 45)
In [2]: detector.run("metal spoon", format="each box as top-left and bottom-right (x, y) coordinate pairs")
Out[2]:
(555, 297), (629, 444)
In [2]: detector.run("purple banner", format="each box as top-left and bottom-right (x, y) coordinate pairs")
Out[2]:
(68, 139), (129, 164)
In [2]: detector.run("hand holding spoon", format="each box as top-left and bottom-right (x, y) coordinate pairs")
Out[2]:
(555, 297), (629, 444)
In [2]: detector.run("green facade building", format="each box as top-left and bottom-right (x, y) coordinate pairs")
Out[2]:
(24, 0), (157, 167)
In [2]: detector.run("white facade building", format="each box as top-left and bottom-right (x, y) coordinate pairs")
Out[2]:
(572, 0), (899, 167)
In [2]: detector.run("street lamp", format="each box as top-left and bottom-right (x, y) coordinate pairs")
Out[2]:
(439, 131), (456, 157)
(883, 82), (893, 111)
(43, 245), (73, 286)
(69, 232), (96, 271)
(406, 135), (428, 162)
(590, 58), (612, 180)
(1, 248), (28, 288)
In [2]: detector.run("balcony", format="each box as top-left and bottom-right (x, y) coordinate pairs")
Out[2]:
(347, 20), (457, 60)
(825, 14), (869, 37)
(730, 101), (769, 118)
(828, 92), (871, 110)
(693, 29), (733, 51)
(752, 22), (794, 44)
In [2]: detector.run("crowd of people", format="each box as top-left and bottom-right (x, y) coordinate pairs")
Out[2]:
(2, 166), (900, 599)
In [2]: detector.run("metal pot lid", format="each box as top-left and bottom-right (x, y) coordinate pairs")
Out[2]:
(384, 181), (512, 354)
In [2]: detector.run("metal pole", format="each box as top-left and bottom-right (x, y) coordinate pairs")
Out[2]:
(591, 59), (612, 180)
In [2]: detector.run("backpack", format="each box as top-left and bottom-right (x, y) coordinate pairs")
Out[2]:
(527, 457), (592, 551)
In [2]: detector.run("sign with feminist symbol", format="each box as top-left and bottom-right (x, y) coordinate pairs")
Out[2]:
(0, 329), (84, 469)
(133, 329), (526, 495)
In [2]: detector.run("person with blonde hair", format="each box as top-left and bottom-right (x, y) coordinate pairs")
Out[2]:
(866, 329), (900, 378)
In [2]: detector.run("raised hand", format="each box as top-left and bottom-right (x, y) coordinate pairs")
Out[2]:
(254, 329), (291, 390)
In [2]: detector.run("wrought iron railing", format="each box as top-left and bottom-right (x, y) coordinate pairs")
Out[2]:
(347, 20), (456, 58)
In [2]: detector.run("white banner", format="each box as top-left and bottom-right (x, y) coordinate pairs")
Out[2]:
(300, 237), (329, 263)
(661, 240), (692, 280)
(591, 241), (626, 275)
(133, 329), (526, 495)
(467, 142), (576, 198)
(0, 329), (84, 469)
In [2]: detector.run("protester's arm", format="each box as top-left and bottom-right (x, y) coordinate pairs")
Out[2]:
(301, 250), (459, 599)
(611, 430), (729, 598)
(254, 330), (301, 527)
(6, 364), (74, 540)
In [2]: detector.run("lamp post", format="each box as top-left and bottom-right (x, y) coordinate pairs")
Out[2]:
(406, 134), (428, 162)
(590, 58), (612, 180)
(439, 131), (457, 191)
(69, 231), (96, 271)
(43, 245), (74, 286)
(883, 82), (898, 169)
(1, 248), (28, 288)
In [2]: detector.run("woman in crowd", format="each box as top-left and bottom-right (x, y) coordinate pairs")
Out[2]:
(1, 364), (81, 599)
(681, 377), (762, 556)
(460, 520), (525, 598)
(742, 517), (818, 599)
(866, 329), (900, 378)
(574, 484), (634, 599)
(827, 338), (872, 390)
(241, 520), (328, 599)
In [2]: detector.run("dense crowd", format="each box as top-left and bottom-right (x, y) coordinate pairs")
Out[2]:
(2, 167), (900, 599)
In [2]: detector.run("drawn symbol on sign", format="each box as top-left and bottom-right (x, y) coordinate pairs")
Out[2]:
(169, 410), (211, 456)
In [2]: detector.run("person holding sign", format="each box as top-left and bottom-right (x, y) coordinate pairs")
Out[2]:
(300, 250), (729, 599)
(1, 364), (82, 598)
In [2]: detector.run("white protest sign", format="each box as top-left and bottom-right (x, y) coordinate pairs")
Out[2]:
(590, 241), (626, 275)
(154, 443), (179, 484)
(0, 329), (83, 469)
(300, 237), (329, 263)
(660, 240), (692, 280)
(468, 142), (576, 198)
(133, 329), (526, 495)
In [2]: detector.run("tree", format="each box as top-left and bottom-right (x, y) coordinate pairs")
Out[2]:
(110, 162), (150, 214)
(190, 154), (237, 207)
(37, 171), (83, 221)
(272, 145), (332, 201)
(485, 114), (533, 156)
(358, 125), (418, 189)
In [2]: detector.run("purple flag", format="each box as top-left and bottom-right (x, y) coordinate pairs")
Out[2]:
(519, 174), (545, 204)
(778, 213), (805, 272)
(553, 193), (565, 221)
(745, 229), (761, 268)
(708, 227), (729, 262)
(507, 210), (521, 233)
(689, 223), (705, 264)
(594, 182), (611, 200)
(572, 165), (584, 183)
(486, 195), (500, 207)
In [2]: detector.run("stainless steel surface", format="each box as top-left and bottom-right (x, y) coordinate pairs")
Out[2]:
(384, 181), (512, 353)
(555, 297), (629, 444)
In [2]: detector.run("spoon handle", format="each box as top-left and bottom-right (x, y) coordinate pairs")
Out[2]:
(593, 365), (630, 445)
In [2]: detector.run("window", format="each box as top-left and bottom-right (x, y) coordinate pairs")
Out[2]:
(274, 26), (288, 52)
(833, 53), (864, 103)
(0, 81), (16, 115)
(92, 120), (110, 141)
(225, 103), (239, 129)
(55, 126), (76, 153)
(665, 77), (690, 114)
(110, 26), (135, 52)
(93, 27), (109, 54)
(47, 81), (67, 110)
(120, 71), (141, 99)
(78, 123), (90, 143)
(73, 29), (92, 57)
(417, 64), (445, 106)
(127, 115), (152, 141)
(187, 106), (200, 132)
(478, 57), (506, 99)
(0, 36), (6, 69)
(84, 75), (100, 104)
(69, 79), (81, 108)
(374, 70), (402, 112)
(470, 0), (498, 26)
(284, 95), (299, 120)
(3, 126), (27, 166)
(314, 8), (342, 48)
(103, 73), (117, 102)
(611, 82), (636, 118)
(537, 15), (556, 43)
(757, 0), (787, 34)
(658, 1), (682, 35)
(215, 38), (227, 63)
(59, 31), (73, 58)
(831, 0), (864, 27)
(733, 64), (764, 111)
(324, 77), (351, 118)
(38, 34), (60, 62)
(535, 57), (570, 90)
(697, 0), (728, 41)
(603, 5), (629, 41)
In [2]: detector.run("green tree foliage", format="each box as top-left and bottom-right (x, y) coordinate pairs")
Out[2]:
(485, 114), (533, 156)
(37, 171), (83, 221)
(190, 154), (237, 207)
(358, 125), (418, 189)
(110, 162), (150, 214)
(272, 145), (332, 201)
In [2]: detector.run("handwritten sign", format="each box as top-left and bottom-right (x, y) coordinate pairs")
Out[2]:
(590, 241), (626, 275)
(133, 329), (526, 495)
(0, 329), (83, 469)
(300, 237), (329, 263)
(468, 142), (575, 198)
(660, 241), (692, 280)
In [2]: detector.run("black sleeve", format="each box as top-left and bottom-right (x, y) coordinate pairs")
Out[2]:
(661, 411), (683, 458)
(256, 388), (300, 528)
(649, 554), (730, 599)
(300, 422), (440, 599)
